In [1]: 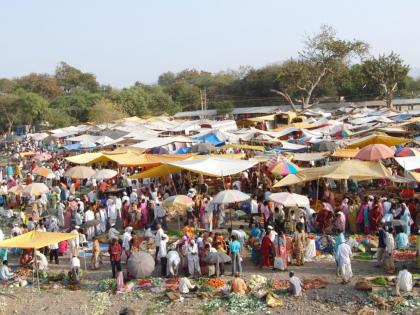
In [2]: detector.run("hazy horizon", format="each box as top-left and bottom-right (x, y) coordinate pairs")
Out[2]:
(1, 0), (419, 88)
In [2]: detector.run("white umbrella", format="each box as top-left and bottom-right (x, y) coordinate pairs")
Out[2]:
(64, 166), (96, 179)
(269, 192), (309, 207)
(91, 169), (118, 180)
(23, 183), (49, 196)
(212, 189), (250, 204)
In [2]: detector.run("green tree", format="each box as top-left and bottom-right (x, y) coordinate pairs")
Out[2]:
(166, 81), (201, 111)
(273, 25), (368, 110)
(113, 85), (151, 116)
(14, 91), (49, 130)
(0, 78), (16, 94)
(16, 73), (63, 99)
(145, 86), (181, 115)
(50, 89), (101, 122)
(363, 52), (410, 107)
(55, 62), (99, 94)
(158, 71), (176, 86)
(0, 94), (20, 133)
(89, 98), (127, 125)
(214, 100), (234, 115)
(46, 108), (74, 128)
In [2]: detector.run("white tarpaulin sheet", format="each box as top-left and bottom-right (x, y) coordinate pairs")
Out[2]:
(394, 156), (420, 171)
(167, 157), (258, 177)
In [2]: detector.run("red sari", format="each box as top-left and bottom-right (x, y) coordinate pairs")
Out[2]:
(260, 235), (273, 268)
(369, 203), (382, 233)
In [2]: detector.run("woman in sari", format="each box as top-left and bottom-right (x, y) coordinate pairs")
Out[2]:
(356, 197), (370, 234)
(121, 200), (130, 228)
(400, 203), (413, 236)
(139, 198), (148, 227)
(340, 198), (350, 231)
(369, 197), (383, 233)
(276, 232), (288, 270)
(348, 198), (360, 234)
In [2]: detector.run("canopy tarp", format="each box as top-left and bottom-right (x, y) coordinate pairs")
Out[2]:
(19, 151), (36, 158)
(167, 157), (258, 177)
(292, 152), (328, 162)
(246, 114), (276, 122)
(394, 156), (420, 171)
(346, 134), (410, 148)
(409, 172), (420, 182)
(0, 231), (77, 249)
(65, 152), (109, 164)
(273, 160), (391, 187)
(130, 164), (181, 179)
(220, 143), (265, 151)
(331, 148), (359, 158)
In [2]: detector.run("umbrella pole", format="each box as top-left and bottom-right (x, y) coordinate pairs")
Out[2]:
(230, 207), (232, 230)
(316, 178), (320, 209)
(34, 249), (40, 291)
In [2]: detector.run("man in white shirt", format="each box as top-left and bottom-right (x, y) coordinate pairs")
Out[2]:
(122, 191), (130, 204)
(49, 242), (59, 264)
(84, 208), (95, 240)
(166, 249), (181, 277)
(129, 191), (138, 204)
(158, 234), (169, 276)
(288, 272), (303, 296)
(114, 196), (122, 219)
(249, 196), (259, 228)
(154, 201), (166, 229)
(336, 238), (353, 284)
(107, 200), (117, 226)
(35, 251), (48, 271)
(87, 190), (97, 204)
(179, 277), (197, 294)
(0, 260), (14, 282)
(154, 224), (165, 261)
(396, 265), (413, 295)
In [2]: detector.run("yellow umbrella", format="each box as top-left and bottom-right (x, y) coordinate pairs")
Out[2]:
(23, 183), (49, 196)
(64, 166), (96, 179)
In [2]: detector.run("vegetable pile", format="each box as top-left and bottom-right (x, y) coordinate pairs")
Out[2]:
(207, 278), (224, 289)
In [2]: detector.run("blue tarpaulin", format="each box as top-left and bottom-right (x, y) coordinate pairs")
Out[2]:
(64, 143), (82, 151)
(390, 114), (412, 122)
(174, 147), (191, 154)
(193, 132), (225, 146)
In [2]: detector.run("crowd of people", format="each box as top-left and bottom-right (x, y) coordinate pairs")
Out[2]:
(0, 136), (416, 297)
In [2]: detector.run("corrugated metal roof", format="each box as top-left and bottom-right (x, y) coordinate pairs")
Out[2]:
(173, 110), (217, 118)
(231, 106), (281, 115)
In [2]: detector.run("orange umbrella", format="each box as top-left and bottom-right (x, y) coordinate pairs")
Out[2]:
(33, 166), (49, 177)
(355, 144), (395, 161)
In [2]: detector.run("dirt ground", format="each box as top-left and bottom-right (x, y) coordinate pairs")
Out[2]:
(0, 214), (418, 315)
(0, 250), (418, 315)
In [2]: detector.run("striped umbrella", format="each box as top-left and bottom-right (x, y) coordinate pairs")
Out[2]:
(266, 155), (300, 176)
(395, 147), (420, 157)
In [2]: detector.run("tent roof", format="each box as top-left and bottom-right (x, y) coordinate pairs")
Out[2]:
(394, 156), (420, 171)
(292, 152), (328, 162)
(167, 157), (258, 177)
(273, 160), (391, 187)
(346, 134), (410, 148)
(65, 152), (108, 164)
(331, 148), (360, 158)
(0, 231), (77, 249)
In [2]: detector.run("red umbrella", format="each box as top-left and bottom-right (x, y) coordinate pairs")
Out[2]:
(355, 144), (395, 161)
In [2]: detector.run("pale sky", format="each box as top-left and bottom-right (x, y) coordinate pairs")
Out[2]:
(1, 0), (419, 88)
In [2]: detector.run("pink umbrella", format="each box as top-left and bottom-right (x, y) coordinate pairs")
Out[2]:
(395, 147), (420, 157)
(355, 144), (395, 161)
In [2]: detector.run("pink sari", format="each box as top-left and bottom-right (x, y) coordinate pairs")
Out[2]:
(140, 202), (148, 226)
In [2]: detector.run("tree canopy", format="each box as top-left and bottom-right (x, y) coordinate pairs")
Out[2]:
(0, 26), (419, 133)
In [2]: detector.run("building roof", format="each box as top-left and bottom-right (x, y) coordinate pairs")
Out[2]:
(231, 106), (281, 115)
(173, 110), (217, 118)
